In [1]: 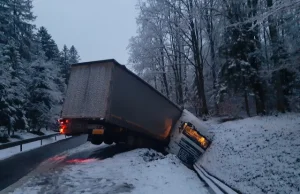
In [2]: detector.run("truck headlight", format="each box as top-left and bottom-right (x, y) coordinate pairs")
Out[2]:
(182, 122), (209, 149)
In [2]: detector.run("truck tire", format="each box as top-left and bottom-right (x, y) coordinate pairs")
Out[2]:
(126, 135), (136, 147)
(91, 140), (103, 145)
(136, 137), (145, 148)
(104, 138), (113, 145)
(91, 136), (103, 145)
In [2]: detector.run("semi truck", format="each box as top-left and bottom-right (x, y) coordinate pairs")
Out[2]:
(59, 59), (211, 157)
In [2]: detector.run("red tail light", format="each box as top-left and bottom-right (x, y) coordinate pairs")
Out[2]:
(59, 119), (69, 134)
(59, 119), (69, 124)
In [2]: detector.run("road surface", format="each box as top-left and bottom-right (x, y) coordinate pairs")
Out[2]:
(1, 142), (210, 194)
(0, 135), (87, 191)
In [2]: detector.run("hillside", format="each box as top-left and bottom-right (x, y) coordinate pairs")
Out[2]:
(197, 114), (300, 194)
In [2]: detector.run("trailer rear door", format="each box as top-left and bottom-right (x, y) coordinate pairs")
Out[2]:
(61, 62), (113, 119)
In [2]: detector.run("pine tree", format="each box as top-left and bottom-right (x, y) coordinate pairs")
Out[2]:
(0, 0), (36, 136)
(0, 44), (12, 137)
(37, 26), (60, 61)
(26, 58), (55, 131)
(217, 0), (265, 116)
(6, 0), (35, 60)
(0, 0), (82, 136)
(69, 45), (80, 64)
(0, 41), (27, 135)
(60, 45), (70, 83)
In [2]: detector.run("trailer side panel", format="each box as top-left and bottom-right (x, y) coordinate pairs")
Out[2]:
(107, 64), (182, 140)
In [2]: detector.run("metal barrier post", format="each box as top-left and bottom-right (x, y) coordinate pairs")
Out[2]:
(20, 144), (22, 151)
(41, 139), (42, 146)
(55, 135), (57, 141)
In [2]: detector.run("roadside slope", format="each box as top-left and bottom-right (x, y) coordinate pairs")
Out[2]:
(197, 113), (300, 194)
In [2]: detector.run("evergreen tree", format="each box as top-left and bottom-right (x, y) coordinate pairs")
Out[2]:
(0, 0), (35, 136)
(37, 26), (60, 61)
(0, 41), (27, 135)
(217, 0), (265, 116)
(60, 45), (70, 83)
(0, 0), (81, 137)
(69, 45), (80, 64)
(0, 44), (12, 137)
(4, 0), (35, 60)
(26, 58), (55, 131)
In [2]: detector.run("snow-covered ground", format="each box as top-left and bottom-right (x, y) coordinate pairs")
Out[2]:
(0, 130), (66, 160)
(197, 113), (300, 194)
(6, 143), (210, 194)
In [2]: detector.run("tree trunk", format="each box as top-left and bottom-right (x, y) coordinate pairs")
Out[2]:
(275, 71), (286, 112)
(248, 0), (266, 115)
(206, 0), (218, 115)
(8, 127), (11, 137)
(266, 0), (286, 113)
(206, 0), (216, 88)
(162, 69), (169, 98)
(198, 68), (209, 115)
(194, 71), (203, 116)
(160, 39), (170, 98)
(188, 0), (208, 115)
(253, 82), (266, 115)
(244, 90), (250, 117)
(177, 40), (184, 106)
(154, 72), (158, 90)
(242, 74), (251, 116)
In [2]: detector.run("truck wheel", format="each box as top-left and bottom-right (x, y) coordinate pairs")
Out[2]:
(91, 136), (103, 145)
(104, 138), (113, 145)
(137, 137), (144, 148)
(91, 140), (103, 145)
(126, 135), (136, 147)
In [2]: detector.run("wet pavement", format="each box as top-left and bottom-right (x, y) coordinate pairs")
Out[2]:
(0, 142), (134, 194)
(0, 141), (210, 194)
(65, 144), (132, 161)
(0, 135), (87, 191)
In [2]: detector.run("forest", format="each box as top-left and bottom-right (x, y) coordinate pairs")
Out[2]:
(0, 0), (80, 139)
(128, 0), (300, 117)
(1, 0), (300, 140)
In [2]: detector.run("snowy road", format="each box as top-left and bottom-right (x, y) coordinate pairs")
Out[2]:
(0, 135), (87, 191)
(1, 142), (210, 194)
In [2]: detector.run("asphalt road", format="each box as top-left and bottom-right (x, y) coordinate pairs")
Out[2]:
(0, 135), (88, 191)
(63, 143), (132, 161)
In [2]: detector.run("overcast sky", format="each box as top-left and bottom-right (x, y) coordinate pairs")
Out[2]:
(33, 0), (138, 65)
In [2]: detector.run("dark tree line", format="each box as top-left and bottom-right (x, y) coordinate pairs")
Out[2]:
(0, 0), (80, 139)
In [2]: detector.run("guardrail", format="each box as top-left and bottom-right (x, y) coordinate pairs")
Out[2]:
(0, 133), (63, 152)
(194, 164), (241, 194)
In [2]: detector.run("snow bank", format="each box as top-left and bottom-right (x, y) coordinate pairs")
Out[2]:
(10, 147), (210, 194)
(197, 113), (300, 194)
